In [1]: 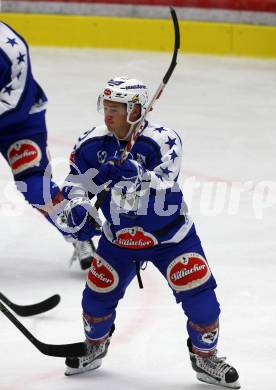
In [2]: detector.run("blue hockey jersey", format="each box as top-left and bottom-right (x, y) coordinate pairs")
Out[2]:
(0, 22), (47, 133)
(63, 121), (193, 249)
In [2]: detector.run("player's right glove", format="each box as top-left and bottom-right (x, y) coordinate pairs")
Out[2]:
(63, 197), (102, 241)
(95, 157), (145, 192)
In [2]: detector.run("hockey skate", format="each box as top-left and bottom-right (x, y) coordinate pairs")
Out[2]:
(187, 339), (240, 389)
(70, 239), (96, 270)
(65, 325), (115, 376)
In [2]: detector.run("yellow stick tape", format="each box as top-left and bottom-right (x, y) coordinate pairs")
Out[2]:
(1, 13), (276, 58)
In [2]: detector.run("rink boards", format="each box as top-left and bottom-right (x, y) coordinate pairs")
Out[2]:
(1, 12), (276, 58)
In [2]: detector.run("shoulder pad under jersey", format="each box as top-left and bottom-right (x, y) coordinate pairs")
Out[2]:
(74, 125), (111, 151)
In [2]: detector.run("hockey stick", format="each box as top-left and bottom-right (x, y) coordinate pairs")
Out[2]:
(0, 301), (87, 357)
(0, 292), (60, 317)
(120, 6), (180, 163)
(94, 7), (180, 211)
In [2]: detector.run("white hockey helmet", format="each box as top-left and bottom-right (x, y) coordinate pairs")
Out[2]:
(97, 76), (149, 124)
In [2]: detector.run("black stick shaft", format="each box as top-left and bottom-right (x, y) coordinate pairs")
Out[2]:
(0, 301), (86, 357)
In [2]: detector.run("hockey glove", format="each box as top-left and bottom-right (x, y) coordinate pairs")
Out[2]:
(63, 197), (102, 241)
(96, 158), (145, 192)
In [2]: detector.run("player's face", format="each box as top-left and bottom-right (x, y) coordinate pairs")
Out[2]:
(103, 100), (131, 139)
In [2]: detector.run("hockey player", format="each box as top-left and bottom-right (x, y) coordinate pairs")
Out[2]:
(61, 76), (240, 388)
(0, 21), (94, 269)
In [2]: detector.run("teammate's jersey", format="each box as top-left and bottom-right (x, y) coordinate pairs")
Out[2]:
(0, 22), (47, 133)
(64, 121), (193, 249)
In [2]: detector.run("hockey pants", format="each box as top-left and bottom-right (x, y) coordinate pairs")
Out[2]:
(82, 225), (221, 353)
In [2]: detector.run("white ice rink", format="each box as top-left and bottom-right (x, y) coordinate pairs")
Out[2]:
(0, 47), (276, 390)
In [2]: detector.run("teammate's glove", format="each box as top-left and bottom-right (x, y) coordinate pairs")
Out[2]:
(95, 158), (145, 192)
(63, 197), (102, 241)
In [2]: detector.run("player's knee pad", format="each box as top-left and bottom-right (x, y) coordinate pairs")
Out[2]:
(82, 283), (120, 318)
(181, 287), (220, 325)
(187, 319), (219, 356)
(82, 311), (116, 342)
(182, 287), (220, 355)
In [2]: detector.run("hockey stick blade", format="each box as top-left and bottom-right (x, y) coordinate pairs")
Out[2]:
(0, 301), (87, 357)
(0, 292), (61, 317)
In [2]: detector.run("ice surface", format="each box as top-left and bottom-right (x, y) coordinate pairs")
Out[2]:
(0, 47), (276, 389)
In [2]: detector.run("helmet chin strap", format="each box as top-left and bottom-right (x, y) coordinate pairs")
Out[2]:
(114, 122), (134, 141)
(118, 126), (133, 141)
(117, 107), (142, 141)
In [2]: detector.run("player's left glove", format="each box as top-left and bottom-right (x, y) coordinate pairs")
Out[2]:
(63, 197), (102, 241)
